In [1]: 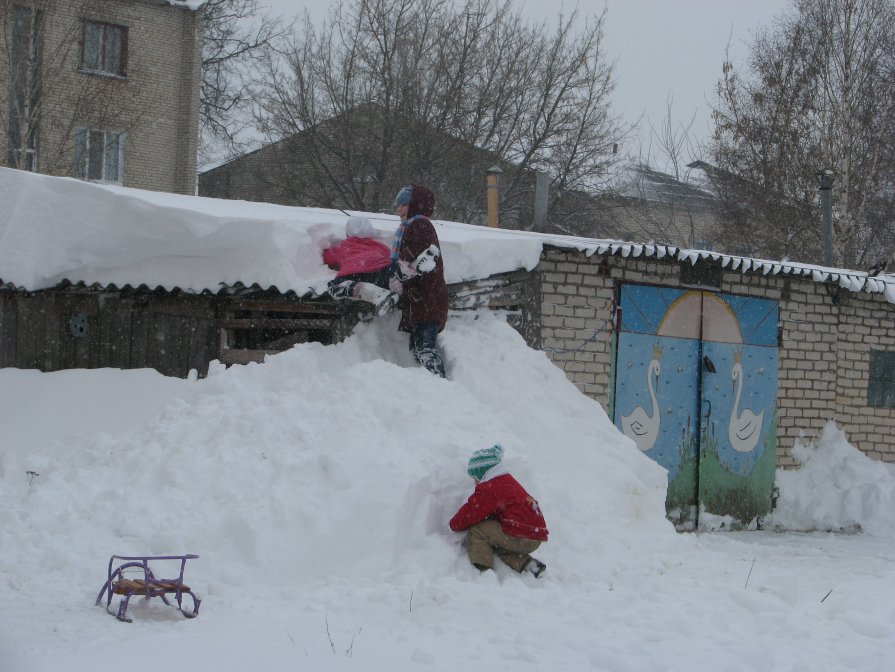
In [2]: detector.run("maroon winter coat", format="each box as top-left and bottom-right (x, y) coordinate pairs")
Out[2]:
(449, 471), (549, 542)
(395, 185), (449, 333)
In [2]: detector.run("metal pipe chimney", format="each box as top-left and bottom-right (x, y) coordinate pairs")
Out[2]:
(487, 164), (502, 228)
(533, 170), (549, 230)
(818, 170), (835, 266)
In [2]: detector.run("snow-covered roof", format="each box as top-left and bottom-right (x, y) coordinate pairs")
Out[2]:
(2, 167), (894, 304)
(162, 0), (208, 10)
(547, 239), (895, 303)
(613, 164), (718, 207)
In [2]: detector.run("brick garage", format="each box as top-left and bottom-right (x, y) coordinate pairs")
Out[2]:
(535, 246), (895, 467)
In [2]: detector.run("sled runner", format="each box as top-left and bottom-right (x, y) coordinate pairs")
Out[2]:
(95, 554), (201, 622)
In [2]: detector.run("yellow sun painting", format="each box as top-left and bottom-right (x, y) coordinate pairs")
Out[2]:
(656, 290), (743, 344)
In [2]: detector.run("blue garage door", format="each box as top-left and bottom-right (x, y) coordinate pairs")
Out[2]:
(613, 285), (779, 530)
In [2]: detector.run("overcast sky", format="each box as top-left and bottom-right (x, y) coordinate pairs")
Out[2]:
(258, 0), (792, 165)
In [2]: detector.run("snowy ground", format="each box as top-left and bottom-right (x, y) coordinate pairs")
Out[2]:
(1, 313), (894, 671)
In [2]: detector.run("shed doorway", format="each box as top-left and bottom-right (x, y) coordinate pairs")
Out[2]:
(612, 284), (779, 530)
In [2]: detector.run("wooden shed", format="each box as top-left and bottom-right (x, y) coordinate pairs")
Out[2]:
(0, 270), (540, 378)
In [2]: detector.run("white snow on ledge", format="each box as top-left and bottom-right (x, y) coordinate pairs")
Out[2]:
(163, 0), (208, 10)
(1, 167), (894, 303)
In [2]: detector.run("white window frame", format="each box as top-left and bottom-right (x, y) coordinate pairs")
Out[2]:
(75, 128), (125, 184)
(10, 146), (38, 172)
(80, 20), (128, 77)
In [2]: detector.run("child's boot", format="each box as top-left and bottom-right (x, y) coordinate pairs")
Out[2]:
(524, 558), (546, 579)
(353, 282), (399, 315)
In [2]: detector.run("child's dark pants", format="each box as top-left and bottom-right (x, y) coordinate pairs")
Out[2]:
(409, 322), (445, 377)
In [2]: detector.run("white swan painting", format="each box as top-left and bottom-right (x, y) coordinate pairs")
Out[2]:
(729, 351), (764, 453)
(621, 345), (662, 451)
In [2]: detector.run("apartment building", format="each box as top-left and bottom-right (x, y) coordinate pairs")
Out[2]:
(1, 0), (203, 194)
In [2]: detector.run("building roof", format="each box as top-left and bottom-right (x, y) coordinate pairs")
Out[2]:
(162, 1), (208, 10)
(614, 164), (717, 208)
(2, 167), (894, 304)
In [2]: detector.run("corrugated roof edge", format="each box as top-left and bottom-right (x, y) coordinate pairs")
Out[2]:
(0, 279), (319, 299)
(4, 239), (895, 303)
(541, 242), (895, 302)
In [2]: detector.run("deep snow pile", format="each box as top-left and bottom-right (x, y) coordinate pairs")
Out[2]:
(2, 313), (895, 672)
(1, 312), (673, 614)
(766, 422), (895, 535)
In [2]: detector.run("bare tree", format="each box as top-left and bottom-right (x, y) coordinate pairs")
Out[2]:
(709, 0), (895, 267)
(200, 0), (289, 165)
(0, 0), (124, 174)
(642, 94), (701, 182)
(247, 0), (627, 227)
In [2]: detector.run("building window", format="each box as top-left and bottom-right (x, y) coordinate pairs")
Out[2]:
(81, 21), (127, 77)
(868, 351), (895, 408)
(7, 5), (42, 171)
(75, 129), (124, 183)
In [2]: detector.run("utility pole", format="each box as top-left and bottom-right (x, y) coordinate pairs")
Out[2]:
(818, 170), (835, 266)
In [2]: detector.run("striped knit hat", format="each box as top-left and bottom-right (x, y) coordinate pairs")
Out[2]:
(467, 444), (504, 481)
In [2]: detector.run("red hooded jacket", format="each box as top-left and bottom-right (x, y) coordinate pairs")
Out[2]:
(449, 470), (549, 542)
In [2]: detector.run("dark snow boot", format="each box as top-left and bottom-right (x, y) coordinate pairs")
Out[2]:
(327, 279), (356, 300)
(525, 559), (546, 579)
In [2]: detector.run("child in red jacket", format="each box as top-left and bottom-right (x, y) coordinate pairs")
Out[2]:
(449, 445), (548, 578)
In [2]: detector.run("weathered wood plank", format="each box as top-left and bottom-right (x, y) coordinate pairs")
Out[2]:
(65, 293), (92, 370)
(225, 299), (338, 315)
(98, 294), (135, 369)
(68, 294), (99, 369)
(0, 292), (17, 367)
(149, 294), (215, 319)
(43, 293), (70, 371)
(146, 312), (188, 377)
(218, 318), (339, 330)
(15, 293), (48, 369)
(186, 320), (218, 377)
(129, 296), (151, 369)
(219, 348), (278, 365)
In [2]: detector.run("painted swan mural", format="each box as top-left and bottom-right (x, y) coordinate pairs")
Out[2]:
(729, 351), (764, 453)
(621, 345), (662, 451)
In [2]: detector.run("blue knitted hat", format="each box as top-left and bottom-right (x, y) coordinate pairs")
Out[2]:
(467, 444), (504, 481)
(393, 185), (413, 207)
